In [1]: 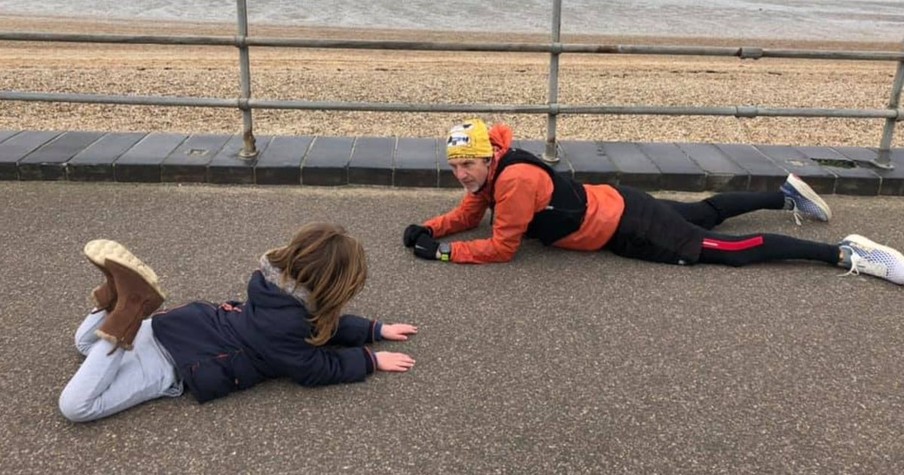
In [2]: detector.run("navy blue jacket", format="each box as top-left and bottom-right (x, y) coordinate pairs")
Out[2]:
(151, 270), (380, 403)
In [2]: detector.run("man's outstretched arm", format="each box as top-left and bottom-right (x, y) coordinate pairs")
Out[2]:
(422, 192), (489, 238)
(402, 192), (490, 251)
(412, 166), (548, 264)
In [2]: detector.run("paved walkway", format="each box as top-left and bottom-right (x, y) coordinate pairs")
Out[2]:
(1, 129), (903, 195)
(1, 181), (903, 473)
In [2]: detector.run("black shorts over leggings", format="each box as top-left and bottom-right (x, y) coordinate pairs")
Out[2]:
(604, 186), (706, 264)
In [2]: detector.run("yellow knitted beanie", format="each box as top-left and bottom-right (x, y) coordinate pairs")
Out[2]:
(446, 119), (493, 160)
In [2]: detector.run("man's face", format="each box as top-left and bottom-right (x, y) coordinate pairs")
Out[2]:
(448, 158), (491, 193)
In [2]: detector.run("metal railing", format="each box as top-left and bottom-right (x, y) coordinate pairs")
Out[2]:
(0, 0), (902, 168)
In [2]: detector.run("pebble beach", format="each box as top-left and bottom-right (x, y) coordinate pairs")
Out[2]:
(0, 15), (901, 148)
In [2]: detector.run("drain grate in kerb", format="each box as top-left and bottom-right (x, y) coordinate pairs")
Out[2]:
(809, 156), (857, 169)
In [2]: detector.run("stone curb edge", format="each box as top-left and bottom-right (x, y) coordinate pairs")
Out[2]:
(1, 130), (902, 195)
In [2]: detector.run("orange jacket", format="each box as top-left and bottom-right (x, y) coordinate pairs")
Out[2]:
(424, 125), (625, 264)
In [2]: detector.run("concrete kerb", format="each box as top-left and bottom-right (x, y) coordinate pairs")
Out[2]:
(0, 129), (901, 195)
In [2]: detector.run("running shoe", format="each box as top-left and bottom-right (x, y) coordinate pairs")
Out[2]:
(839, 234), (904, 285)
(780, 174), (832, 224)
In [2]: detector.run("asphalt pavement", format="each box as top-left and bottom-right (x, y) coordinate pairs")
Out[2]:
(2, 181), (903, 474)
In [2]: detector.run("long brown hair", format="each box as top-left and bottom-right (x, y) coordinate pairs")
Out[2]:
(265, 223), (368, 346)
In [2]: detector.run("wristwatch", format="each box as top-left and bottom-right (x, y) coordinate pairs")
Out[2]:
(437, 242), (452, 262)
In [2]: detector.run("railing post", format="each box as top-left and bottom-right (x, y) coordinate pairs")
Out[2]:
(236, 0), (258, 158)
(876, 38), (904, 170)
(543, 0), (563, 163)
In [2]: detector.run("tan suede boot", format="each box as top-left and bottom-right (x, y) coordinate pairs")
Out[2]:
(96, 258), (166, 351)
(84, 240), (118, 311)
(84, 241), (166, 351)
(84, 239), (163, 312)
(88, 263), (117, 311)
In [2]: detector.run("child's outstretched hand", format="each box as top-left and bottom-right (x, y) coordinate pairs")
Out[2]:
(375, 352), (415, 372)
(381, 323), (418, 341)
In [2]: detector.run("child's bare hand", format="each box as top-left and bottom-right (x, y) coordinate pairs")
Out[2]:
(381, 323), (418, 341)
(375, 351), (415, 372)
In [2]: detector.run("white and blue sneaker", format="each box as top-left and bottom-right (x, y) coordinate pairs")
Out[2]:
(839, 234), (904, 285)
(780, 174), (832, 225)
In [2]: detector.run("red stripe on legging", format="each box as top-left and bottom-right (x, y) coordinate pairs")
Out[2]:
(702, 236), (764, 251)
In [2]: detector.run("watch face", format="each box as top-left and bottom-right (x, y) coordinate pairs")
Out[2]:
(439, 243), (451, 261)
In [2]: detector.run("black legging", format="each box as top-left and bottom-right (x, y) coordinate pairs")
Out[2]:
(662, 192), (840, 267)
(658, 191), (784, 230)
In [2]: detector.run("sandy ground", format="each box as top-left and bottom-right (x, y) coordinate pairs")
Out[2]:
(0, 15), (901, 147)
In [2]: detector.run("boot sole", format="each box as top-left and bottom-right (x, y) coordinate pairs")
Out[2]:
(83, 239), (166, 299)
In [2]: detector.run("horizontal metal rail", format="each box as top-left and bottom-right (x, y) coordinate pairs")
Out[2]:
(0, 0), (900, 169)
(1, 32), (902, 62)
(2, 91), (900, 120)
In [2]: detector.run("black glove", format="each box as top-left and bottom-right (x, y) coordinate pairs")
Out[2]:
(403, 224), (432, 248)
(413, 234), (440, 260)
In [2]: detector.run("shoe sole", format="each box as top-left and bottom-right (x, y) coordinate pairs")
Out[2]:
(787, 174), (832, 221)
(83, 239), (166, 299)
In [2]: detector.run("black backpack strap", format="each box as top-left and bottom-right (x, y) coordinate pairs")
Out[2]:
(493, 149), (588, 245)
